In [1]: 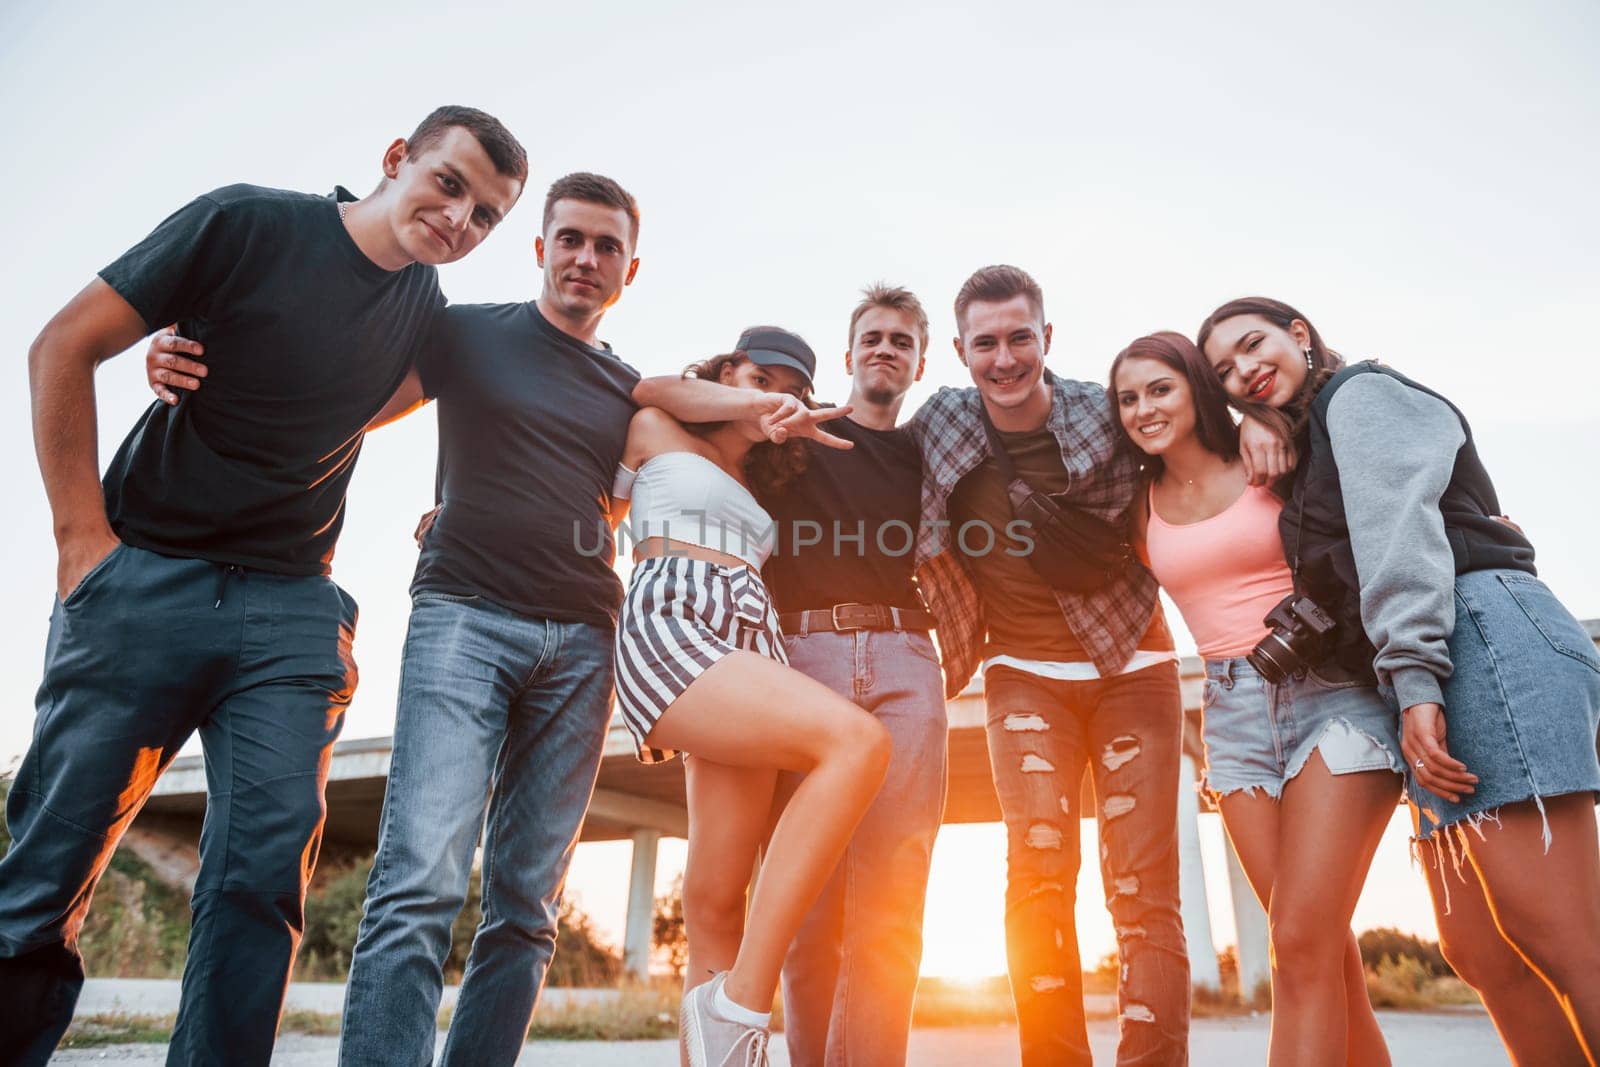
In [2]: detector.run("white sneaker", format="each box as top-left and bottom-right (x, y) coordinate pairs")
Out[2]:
(680, 972), (771, 1067)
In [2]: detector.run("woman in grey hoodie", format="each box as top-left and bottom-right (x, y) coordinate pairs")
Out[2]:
(1199, 296), (1600, 1065)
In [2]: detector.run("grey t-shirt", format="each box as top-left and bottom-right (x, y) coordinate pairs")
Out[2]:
(412, 302), (639, 626)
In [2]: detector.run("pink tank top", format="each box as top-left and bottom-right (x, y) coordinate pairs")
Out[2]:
(1144, 482), (1291, 659)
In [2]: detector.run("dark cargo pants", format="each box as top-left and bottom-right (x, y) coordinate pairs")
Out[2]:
(0, 543), (356, 1067)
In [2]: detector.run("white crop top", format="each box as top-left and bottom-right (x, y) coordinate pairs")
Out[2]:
(613, 451), (777, 569)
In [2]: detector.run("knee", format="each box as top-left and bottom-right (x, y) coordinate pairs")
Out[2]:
(1481, 892), (1600, 984)
(1268, 908), (1346, 981)
(220, 778), (329, 892)
(1443, 905), (1593, 992)
(682, 869), (748, 943)
(852, 714), (893, 779)
(270, 778), (330, 846)
(1007, 822), (1079, 888)
(1437, 925), (1529, 993)
(812, 709), (891, 780)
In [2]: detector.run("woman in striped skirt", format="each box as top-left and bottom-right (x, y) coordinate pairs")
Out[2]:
(613, 328), (893, 1067)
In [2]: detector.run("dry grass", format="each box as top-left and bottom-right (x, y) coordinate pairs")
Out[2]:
(61, 1010), (342, 1048)
(60, 1014), (177, 1048)
(526, 990), (679, 1041)
(1364, 954), (1481, 1010)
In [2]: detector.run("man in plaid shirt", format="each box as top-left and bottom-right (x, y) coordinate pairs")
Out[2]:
(907, 265), (1190, 1066)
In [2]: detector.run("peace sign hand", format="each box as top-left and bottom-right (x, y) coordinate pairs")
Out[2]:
(755, 396), (856, 450)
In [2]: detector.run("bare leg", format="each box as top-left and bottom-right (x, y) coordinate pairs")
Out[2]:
(680, 756), (777, 996)
(1220, 789), (1391, 1067)
(646, 652), (891, 1013)
(1416, 826), (1588, 1066)
(1266, 756), (1399, 1067)
(1464, 795), (1600, 1064)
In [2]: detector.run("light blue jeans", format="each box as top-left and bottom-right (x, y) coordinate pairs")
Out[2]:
(1396, 569), (1600, 839)
(338, 592), (615, 1067)
(778, 628), (948, 1067)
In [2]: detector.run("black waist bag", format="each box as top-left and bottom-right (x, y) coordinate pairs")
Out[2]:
(980, 406), (1133, 594)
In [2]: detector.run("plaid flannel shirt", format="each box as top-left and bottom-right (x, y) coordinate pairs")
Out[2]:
(908, 373), (1160, 699)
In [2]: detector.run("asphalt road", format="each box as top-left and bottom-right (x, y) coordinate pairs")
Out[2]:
(52, 1011), (1509, 1065)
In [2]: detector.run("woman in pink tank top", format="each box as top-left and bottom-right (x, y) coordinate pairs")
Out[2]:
(1110, 333), (1404, 1067)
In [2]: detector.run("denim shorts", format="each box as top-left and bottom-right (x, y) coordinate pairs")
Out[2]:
(1202, 657), (1404, 800)
(1389, 569), (1600, 840)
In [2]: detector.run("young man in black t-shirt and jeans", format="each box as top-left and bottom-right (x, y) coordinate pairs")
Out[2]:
(0, 107), (526, 1067)
(635, 285), (945, 1066)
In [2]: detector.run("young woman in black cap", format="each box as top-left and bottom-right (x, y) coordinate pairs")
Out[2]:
(612, 326), (890, 1067)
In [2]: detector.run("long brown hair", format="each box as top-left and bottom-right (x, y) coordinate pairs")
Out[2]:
(1196, 297), (1344, 444)
(1107, 331), (1239, 480)
(682, 351), (811, 497)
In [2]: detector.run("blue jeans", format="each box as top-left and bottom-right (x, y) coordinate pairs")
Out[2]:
(1397, 569), (1600, 838)
(338, 592), (614, 1067)
(778, 629), (948, 1067)
(984, 661), (1190, 1067)
(0, 544), (356, 1067)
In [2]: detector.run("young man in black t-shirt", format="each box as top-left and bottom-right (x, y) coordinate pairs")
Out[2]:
(0, 107), (526, 1067)
(635, 285), (945, 1067)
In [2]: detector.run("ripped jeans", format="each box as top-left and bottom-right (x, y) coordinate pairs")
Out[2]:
(985, 661), (1189, 1067)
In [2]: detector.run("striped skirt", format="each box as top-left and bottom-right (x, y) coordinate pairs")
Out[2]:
(615, 555), (787, 763)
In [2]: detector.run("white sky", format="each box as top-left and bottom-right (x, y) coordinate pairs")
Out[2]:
(2, 0), (1596, 973)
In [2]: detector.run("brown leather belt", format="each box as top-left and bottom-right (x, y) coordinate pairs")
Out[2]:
(779, 603), (936, 635)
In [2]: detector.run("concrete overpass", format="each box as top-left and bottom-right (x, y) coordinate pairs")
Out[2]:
(128, 658), (1230, 984)
(128, 621), (1600, 992)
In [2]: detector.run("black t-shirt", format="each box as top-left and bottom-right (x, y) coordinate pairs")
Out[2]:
(412, 302), (639, 626)
(98, 184), (443, 575)
(948, 425), (1090, 660)
(949, 425), (1173, 660)
(758, 415), (924, 614)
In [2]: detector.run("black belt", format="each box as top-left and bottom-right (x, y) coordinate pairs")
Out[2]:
(779, 603), (936, 635)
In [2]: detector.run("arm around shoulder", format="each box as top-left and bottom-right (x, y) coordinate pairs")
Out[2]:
(365, 369), (429, 431)
(632, 374), (763, 423)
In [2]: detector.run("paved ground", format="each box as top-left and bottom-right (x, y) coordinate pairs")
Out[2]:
(53, 1011), (1508, 1065)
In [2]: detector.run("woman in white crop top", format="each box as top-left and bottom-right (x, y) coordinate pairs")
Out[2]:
(613, 328), (888, 1065)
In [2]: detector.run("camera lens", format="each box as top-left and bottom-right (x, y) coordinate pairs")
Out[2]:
(1247, 633), (1300, 687)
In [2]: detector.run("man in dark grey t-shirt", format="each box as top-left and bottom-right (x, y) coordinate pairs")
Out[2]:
(1, 107), (526, 1067)
(336, 174), (644, 1067)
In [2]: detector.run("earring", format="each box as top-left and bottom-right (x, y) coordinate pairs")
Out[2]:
(1303, 348), (1314, 371)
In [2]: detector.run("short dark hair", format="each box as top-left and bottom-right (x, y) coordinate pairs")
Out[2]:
(954, 264), (1045, 335)
(406, 106), (529, 183)
(848, 283), (929, 354)
(1108, 331), (1239, 478)
(543, 172), (641, 245)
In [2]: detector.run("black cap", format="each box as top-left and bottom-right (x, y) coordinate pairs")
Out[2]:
(736, 326), (816, 387)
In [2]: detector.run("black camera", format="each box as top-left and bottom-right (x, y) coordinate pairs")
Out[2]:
(1247, 594), (1337, 686)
